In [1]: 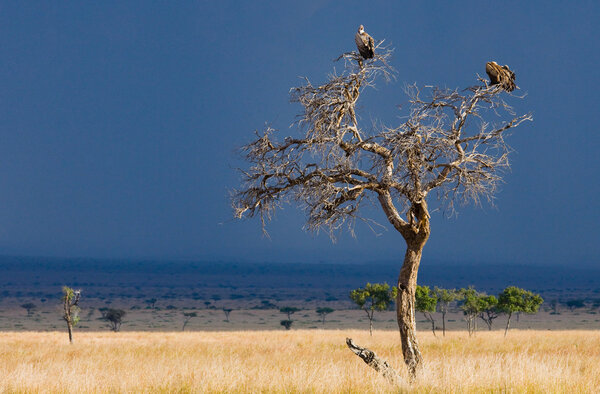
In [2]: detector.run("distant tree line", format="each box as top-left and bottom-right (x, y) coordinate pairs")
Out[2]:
(348, 282), (544, 337)
(23, 284), (600, 343)
(414, 285), (543, 337)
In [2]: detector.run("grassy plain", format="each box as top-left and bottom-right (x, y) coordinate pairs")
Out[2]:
(1, 330), (599, 393)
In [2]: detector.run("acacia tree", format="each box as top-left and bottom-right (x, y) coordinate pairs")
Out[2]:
(434, 287), (460, 336)
(101, 308), (126, 332)
(459, 287), (485, 336)
(415, 285), (437, 336)
(223, 308), (233, 322)
(280, 306), (300, 320)
(478, 294), (500, 330)
(498, 286), (543, 337)
(233, 45), (531, 379)
(62, 286), (81, 343)
(316, 307), (334, 325)
(182, 311), (197, 331)
(349, 282), (397, 336)
(21, 302), (36, 317)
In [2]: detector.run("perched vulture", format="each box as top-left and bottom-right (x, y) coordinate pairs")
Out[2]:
(355, 25), (375, 59)
(485, 61), (516, 92)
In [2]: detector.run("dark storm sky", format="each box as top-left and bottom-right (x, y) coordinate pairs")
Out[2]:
(0, 1), (598, 265)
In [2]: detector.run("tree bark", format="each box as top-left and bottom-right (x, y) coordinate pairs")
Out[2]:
(397, 239), (428, 379)
(346, 338), (404, 387)
(378, 195), (430, 380)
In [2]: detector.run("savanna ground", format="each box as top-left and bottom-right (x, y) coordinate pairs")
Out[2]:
(2, 260), (600, 392)
(1, 330), (599, 393)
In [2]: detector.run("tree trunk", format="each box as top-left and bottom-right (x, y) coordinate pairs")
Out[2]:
(504, 312), (512, 337)
(67, 321), (73, 343)
(377, 195), (430, 381)
(397, 242), (427, 379)
(424, 312), (436, 337)
(442, 311), (446, 337)
(480, 314), (492, 330)
(364, 308), (374, 337)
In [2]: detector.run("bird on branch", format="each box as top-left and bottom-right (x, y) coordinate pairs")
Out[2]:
(355, 25), (375, 60)
(485, 61), (517, 92)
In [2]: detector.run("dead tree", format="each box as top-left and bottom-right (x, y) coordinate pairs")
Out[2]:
(233, 46), (531, 380)
(346, 338), (404, 388)
(62, 286), (81, 344)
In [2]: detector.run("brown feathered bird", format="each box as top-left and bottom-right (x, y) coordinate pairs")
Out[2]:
(355, 25), (374, 59)
(485, 61), (517, 92)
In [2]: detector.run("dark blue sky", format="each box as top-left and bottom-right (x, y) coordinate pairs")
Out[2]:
(0, 2), (598, 266)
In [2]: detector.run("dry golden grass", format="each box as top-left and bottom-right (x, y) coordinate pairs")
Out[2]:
(1, 330), (599, 393)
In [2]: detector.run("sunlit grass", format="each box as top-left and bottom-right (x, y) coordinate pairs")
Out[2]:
(1, 330), (599, 392)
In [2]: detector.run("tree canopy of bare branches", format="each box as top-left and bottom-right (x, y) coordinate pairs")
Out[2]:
(232, 45), (531, 380)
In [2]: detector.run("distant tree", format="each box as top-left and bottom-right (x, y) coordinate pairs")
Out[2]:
(459, 287), (485, 336)
(62, 286), (81, 343)
(21, 302), (36, 317)
(316, 307), (334, 325)
(101, 308), (126, 332)
(145, 298), (157, 310)
(350, 283), (397, 336)
(223, 308), (233, 322)
(182, 311), (197, 331)
(280, 320), (293, 330)
(478, 295), (500, 330)
(415, 285), (437, 336)
(434, 287), (461, 336)
(498, 286), (543, 337)
(280, 307), (300, 321)
(565, 299), (585, 311)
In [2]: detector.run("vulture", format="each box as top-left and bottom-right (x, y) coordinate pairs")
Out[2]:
(355, 25), (375, 59)
(485, 61), (517, 92)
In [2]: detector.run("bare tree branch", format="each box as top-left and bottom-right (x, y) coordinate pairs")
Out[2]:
(233, 47), (531, 238)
